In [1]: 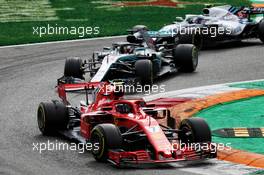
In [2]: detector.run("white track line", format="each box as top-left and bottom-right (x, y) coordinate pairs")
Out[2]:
(0, 35), (126, 49)
(144, 79), (264, 101)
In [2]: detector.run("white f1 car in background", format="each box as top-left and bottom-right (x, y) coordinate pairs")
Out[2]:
(127, 5), (264, 49)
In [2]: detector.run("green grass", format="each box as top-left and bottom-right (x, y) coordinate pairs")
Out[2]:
(195, 96), (264, 154)
(0, 0), (251, 46)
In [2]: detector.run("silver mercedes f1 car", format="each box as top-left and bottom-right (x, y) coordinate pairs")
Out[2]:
(63, 30), (198, 87)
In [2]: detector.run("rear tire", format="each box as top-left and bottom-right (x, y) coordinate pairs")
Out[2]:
(37, 101), (69, 135)
(178, 117), (211, 143)
(64, 57), (84, 79)
(173, 44), (198, 73)
(135, 59), (153, 86)
(258, 19), (264, 43)
(91, 124), (122, 162)
(127, 34), (142, 44)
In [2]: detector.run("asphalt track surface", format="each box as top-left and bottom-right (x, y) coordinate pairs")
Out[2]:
(0, 37), (264, 175)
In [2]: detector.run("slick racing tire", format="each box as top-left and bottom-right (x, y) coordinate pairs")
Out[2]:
(64, 57), (84, 79)
(91, 124), (122, 162)
(173, 44), (198, 73)
(135, 59), (153, 86)
(127, 34), (142, 44)
(178, 117), (211, 143)
(37, 101), (69, 135)
(179, 33), (203, 50)
(258, 19), (264, 43)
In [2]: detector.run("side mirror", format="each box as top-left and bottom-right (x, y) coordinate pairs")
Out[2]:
(101, 106), (112, 111)
(145, 110), (158, 116)
(144, 109), (169, 119)
(156, 109), (169, 119)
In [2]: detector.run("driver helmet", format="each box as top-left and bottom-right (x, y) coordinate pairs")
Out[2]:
(116, 103), (132, 114)
(194, 16), (205, 24)
(125, 45), (134, 54)
(237, 11), (248, 19)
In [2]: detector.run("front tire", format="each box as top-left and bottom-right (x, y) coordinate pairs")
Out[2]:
(37, 101), (69, 135)
(178, 117), (211, 143)
(258, 19), (264, 43)
(91, 124), (122, 162)
(173, 44), (198, 73)
(135, 59), (153, 86)
(64, 57), (84, 79)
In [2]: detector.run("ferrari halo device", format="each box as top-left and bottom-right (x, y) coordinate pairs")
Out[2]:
(37, 79), (216, 167)
(63, 30), (198, 86)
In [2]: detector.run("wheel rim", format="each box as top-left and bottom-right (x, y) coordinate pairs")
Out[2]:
(37, 106), (45, 131)
(180, 125), (194, 143)
(192, 47), (198, 69)
(91, 131), (105, 157)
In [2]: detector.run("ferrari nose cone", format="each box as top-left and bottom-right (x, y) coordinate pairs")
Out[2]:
(162, 150), (172, 158)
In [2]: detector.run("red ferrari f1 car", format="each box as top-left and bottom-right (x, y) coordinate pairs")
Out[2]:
(37, 77), (216, 166)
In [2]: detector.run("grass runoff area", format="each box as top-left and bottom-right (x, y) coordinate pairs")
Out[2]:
(0, 0), (250, 46)
(195, 96), (264, 155)
(195, 80), (264, 155)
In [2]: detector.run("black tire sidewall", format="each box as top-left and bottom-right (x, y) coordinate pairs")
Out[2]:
(258, 19), (264, 43)
(179, 117), (211, 143)
(91, 124), (122, 162)
(91, 127), (106, 161)
(135, 59), (153, 86)
(173, 44), (198, 73)
(37, 101), (68, 135)
(64, 57), (84, 79)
